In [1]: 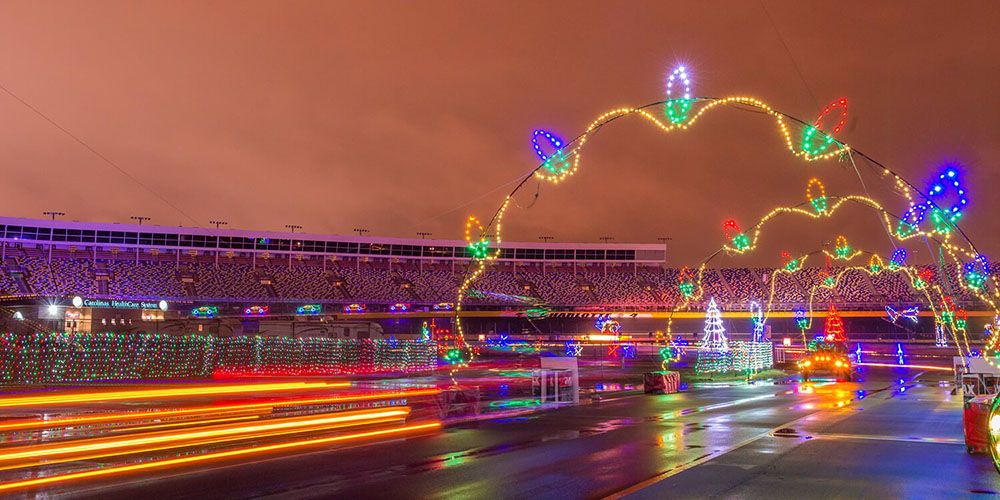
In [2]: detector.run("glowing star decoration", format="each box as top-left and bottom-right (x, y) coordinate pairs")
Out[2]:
(889, 248), (907, 270)
(723, 219), (750, 252)
(664, 65), (694, 125)
(824, 305), (847, 343)
(531, 129), (572, 181)
(806, 178), (828, 213)
(464, 215), (490, 260)
(801, 98), (848, 157)
(748, 301), (765, 342)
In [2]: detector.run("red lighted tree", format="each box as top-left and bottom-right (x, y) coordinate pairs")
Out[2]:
(824, 304), (847, 343)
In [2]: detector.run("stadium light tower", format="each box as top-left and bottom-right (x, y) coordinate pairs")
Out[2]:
(353, 228), (369, 237)
(209, 220), (228, 229)
(417, 232), (432, 239)
(599, 236), (615, 244)
(130, 216), (151, 226)
(538, 236), (554, 243)
(285, 224), (302, 233)
(42, 211), (65, 220)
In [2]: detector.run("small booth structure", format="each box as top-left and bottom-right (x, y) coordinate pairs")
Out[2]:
(533, 357), (580, 404)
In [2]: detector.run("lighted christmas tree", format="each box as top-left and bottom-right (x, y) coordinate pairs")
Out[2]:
(701, 298), (729, 351)
(695, 298), (731, 373)
(824, 304), (846, 343)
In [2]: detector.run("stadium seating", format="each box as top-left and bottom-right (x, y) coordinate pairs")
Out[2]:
(2, 251), (986, 309)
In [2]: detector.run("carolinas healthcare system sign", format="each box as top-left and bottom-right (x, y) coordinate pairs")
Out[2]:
(72, 296), (168, 311)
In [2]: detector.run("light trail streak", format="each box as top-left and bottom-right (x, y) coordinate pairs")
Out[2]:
(0, 421), (442, 493)
(0, 408), (410, 465)
(0, 388), (439, 432)
(0, 382), (348, 408)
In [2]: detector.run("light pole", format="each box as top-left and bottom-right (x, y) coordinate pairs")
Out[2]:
(131, 216), (151, 226)
(209, 220), (228, 266)
(285, 224), (302, 233)
(599, 236), (615, 244)
(43, 211), (65, 220)
(353, 228), (369, 237)
(538, 236), (554, 243)
(209, 220), (228, 229)
(417, 232), (432, 239)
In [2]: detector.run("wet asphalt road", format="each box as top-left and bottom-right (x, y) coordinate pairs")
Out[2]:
(26, 367), (1000, 500)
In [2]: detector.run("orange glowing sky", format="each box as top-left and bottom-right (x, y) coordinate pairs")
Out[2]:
(0, 1), (996, 264)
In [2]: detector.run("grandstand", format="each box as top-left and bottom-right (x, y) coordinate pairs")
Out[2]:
(0, 216), (988, 316)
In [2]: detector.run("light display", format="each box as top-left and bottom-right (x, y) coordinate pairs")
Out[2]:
(801, 98), (848, 156)
(453, 62), (999, 374)
(824, 305), (847, 343)
(464, 215), (491, 260)
(343, 304), (365, 313)
(806, 178), (828, 213)
(695, 298), (730, 374)
(531, 129), (572, 181)
(420, 321), (432, 341)
(0, 332), (437, 383)
(855, 343), (863, 363)
(389, 303), (410, 312)
(594, 314), (622, 335)
(191, 306), (218, 318)
(723, 219), (750, 252)
(833, 235), (853, 259)
(664, 65), (693, 124)
(243, 305), (269, 316)
(296, 304), (322, 315)
(748, 301), (765, 342)
(433, 302), (454, 311)
(935, 323), (949, 347)
(896, 343), (905, 365)
(564, 341), (583, 357)
(731, 341), (773, 372)
(989, 395), (1000, 474)
(781, 251), (800, 271)
(885, 305), (919, 324)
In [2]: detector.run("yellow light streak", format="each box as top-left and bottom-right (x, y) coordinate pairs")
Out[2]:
(0, 388), (439, 431)
(0, 421), (442, 493)
(0, 381), (348, 408)
(0, 408), (410, 464)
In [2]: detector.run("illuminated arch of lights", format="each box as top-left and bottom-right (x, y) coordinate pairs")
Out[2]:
(450, 63), (998, 374)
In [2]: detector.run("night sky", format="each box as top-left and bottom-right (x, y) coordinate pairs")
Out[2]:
(0, 1), (997, 266)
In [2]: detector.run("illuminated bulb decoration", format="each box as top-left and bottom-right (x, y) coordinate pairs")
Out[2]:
(824, 305), (847, 343)
(723, 219), (750, 251)
(833, 235), (852, 259)
(794, 308), (809, 331)
(780, 251), (799, 271)
(531, 129), (572, 181)
(806, 178), (828, 213)
(748, 301), (765, 342)
(464, 215), (491, 260)
(664, 65), (693, 124)
(889, 248), (907, 269)
(868, 254), (884, 273)
(886, 305), (919, 324)
(801, 98), (848, 157)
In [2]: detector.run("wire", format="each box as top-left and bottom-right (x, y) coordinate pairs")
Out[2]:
(0, 81), (198, 225)
(760, 0), (820, 109)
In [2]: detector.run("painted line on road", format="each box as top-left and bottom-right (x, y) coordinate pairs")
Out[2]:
(810, 432), (963, 445)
